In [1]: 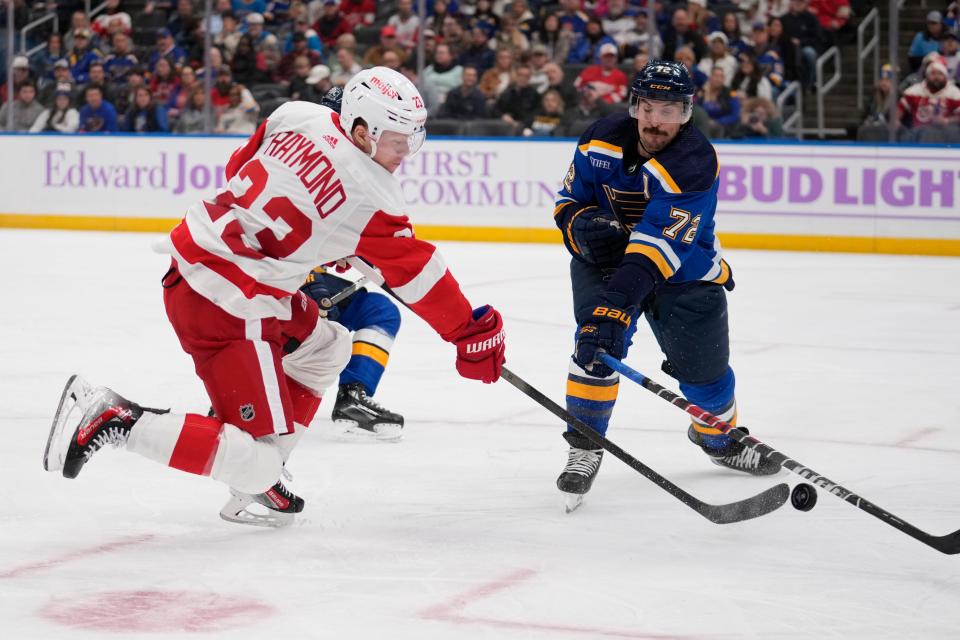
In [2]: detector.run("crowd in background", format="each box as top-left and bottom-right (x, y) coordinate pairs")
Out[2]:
(0, 0), (957, 141)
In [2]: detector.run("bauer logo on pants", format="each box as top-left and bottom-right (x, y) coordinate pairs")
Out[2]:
(239, 404), (256, 422)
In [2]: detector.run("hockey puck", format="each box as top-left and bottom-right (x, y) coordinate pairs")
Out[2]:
(790, 482), (818, 511)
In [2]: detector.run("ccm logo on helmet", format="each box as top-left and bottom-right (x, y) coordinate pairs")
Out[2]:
(464, 329), (505, 354)
(369, 75), (399, 99)
(649, 84), (673, 90)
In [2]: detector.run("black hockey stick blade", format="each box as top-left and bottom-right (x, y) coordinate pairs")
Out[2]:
(500, 367), (789, 525)
(601, 354), (960, 555)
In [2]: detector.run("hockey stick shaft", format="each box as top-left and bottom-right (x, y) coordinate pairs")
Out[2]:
(320, 275), (368, 310)
(500, 367), (789, 524)
(599, 354), (960, 554)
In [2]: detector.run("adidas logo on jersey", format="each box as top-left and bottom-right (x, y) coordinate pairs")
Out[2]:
(464, 329), (505, 354)
(323, 134), (338, 148)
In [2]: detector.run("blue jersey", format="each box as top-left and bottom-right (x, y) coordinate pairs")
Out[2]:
(554, 112), (731, 288)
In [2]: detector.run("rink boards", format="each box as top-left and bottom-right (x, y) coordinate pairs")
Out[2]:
(1, 132), (958, 255)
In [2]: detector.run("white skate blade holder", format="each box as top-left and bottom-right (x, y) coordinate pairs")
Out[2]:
(333, 419), (403, 443)
(44, 375), (97, 473)
(564, 493), (584, 514)
(219, 491), (295, 528)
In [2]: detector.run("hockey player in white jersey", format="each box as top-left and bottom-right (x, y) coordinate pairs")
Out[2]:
(43, 67), (507, 527)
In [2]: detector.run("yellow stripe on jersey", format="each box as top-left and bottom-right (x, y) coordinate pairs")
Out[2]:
(578, 139), (624, 158)
(565, 206), (594, 255)
(352, 341), (389, 367)
(554, 201), (575, 219)
(567, 379), (620, 402)
(625, 242), (676, 278)
(646, 158), (681, 194)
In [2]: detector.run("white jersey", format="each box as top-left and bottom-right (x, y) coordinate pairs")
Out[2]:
(158, 101), (472, 339)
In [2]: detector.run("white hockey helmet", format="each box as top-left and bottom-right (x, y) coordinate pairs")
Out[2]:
(340, 66), (428, 157)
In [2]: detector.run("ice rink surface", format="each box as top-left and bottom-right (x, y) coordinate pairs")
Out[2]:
(2, 229), (960, 639)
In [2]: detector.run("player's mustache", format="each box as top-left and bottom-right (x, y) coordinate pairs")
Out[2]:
(643, 127), (667, 136)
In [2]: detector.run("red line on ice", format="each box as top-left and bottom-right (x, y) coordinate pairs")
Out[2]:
(0, 534), (154, 579)
(419, 568), (697, 639)
(893, 427), (941, 448)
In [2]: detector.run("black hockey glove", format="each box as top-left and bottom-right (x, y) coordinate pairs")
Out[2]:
(300, 280), (342, 321)
(573, 291), (636, 378)
(569, 207), (628, 268)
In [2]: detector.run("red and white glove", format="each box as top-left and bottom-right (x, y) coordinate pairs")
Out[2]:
(453, 306), (506, 384)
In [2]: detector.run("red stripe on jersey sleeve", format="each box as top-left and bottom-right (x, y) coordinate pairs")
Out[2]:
(356, 210), (472, 340)
(170, 218), (293, 300)
(225, 121), (268, 180)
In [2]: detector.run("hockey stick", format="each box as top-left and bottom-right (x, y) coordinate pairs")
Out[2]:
(500, 367), (790, 524)
(599, 353), (960, 554)
(344, 256), (788, 523)
(320, 275), (368, 310)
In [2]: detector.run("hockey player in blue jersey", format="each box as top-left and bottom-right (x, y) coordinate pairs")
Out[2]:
(301, 267), (405, 441)
(552, 60), (781, 507)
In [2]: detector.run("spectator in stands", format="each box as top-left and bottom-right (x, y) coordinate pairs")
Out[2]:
(697, 32), (738, 86)
(284, 57), (312, 100)
(175, 86), (209, 133)
(574, 42), (628, 104)
(79, 62), (117, 108)
(663, 8), (706, 62)
(150, 57), (181, 107)
(494, 13), (532, 54)
(729, 96), (783, 138)
(442, 16), (469, 57)
(898, 57), (960, 141)
(721, 11), (750, 57)
(1, 56), (33, 105)
(232, 0), (267, 19)
(231, 34), (269, 85)
(64, 11), (94, 54)
(216, 11), (243, 60)
(78, 85), (119, 133)
(698, 66), (740, 138)
(732, 52), (774, 100)
(557, 0), (590, 35)
(534, 12), (576, 65)
(275, 32), (322, 84)
(167, 0), (198, 45)
(438, 66), (488, 119)
(752, 0), (791, 23)
(940, 32), (960, 81)
(197, 48), (226, 84)
(809, 0), (852, 45)
(859, 63), (897, 131)
(765, 18), (799, 84)
(507, 0), (537, 42)
(381, 49), (404, 72)
(675, 45), (708, 89)
(216, 83), (259, 133)
(780, 0), (827, 86)
(363, 26), (405, 67)
(331, 46), (362, 86)
(630, 52), (650, 82)
(495, 63), (540, 132)
(33, 33), (66, 82)
(480, 48), (516, 102)
(39, 60), (75, 107)
(245, 13), (281, 66)
(685, 0), (715, 35)
(210, 65), (235, 114)
(167, 65), (200, 120)
(0, 82), (44, 131)
(149, 28), (188, 73)
(103, 33), (139, 85)
(339, 0), (376, 30)
(602, 0), (637, 42)
(30, 87), (80, 133)
(67, 29), (103, 85)
(123, 86), (170, 132)
(388, 0), (421, 53)
(423, 43), (464, 109)
(459, 27), (497, 73)
(115, 66), (146, 114)
(909, 11), (946, 73)
(541, 61), (577, 107)
(305, 64), (333, 101)
(524, 88), (566, 137)
(314, 0), (351, 50)
(529, 45), (551, 92)
(567, 18), (618, 64)
(470, 0), (501, 36)
(619, 10), (663, 59)
(560, 82), (610, 137)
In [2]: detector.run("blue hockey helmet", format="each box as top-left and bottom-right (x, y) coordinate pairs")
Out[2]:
(629, 60), (695, 123)
(320, 86), (344, 113)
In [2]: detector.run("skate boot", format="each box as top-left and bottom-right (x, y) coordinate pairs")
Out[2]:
(331, 382), (404, 442)
(688, 425), (781, 476)
(220, 477), (305, 528)
(556, 431), (604, 513)
(44, 375), (144, 479)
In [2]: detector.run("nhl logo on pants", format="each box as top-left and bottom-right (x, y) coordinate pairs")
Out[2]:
(239, 404), (256, 421)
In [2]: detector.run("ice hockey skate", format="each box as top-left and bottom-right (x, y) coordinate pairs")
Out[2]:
(688, 425), (781, 476)
(331, 383), (404, 442)
(556, 431), (604, 513)
(219, 478), (305, 528)
(44, 375), (144, 479)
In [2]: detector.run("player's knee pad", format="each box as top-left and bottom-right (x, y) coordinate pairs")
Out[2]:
(361, 292), (401, 336)
(209, 425), (284, 494)
(282, 318), (351, 395)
